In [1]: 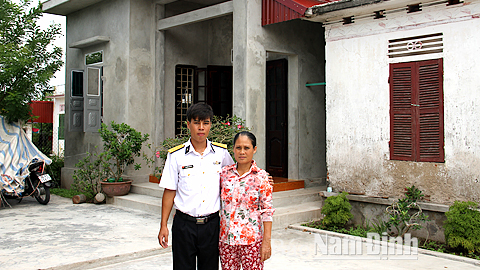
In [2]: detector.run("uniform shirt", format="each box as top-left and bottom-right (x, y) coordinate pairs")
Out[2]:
(160, 139), (234, 217)
(219, 160), (275, 245)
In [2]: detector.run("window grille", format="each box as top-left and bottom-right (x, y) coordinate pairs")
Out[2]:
(175, 66), (195, 135)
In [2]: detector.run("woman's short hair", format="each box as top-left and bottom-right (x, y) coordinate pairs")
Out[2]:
(233, 131), (257, 147)
(186, 103), (214, 122)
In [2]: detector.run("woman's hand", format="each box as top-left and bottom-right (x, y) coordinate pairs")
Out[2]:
(260, 238), (272, 262)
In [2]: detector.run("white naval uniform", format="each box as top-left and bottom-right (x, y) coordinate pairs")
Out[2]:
(159, 139), (234, 217)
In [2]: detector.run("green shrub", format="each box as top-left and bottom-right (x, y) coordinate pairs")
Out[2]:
(72, 152), (103, 201)
(46, 154), (64, 188)
(384, 185), (429, 237)
(321, 192), (353, 228)
(444, 201), (480, 253)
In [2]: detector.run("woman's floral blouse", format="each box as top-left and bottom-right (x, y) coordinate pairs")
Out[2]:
(219, 160), (275, 245)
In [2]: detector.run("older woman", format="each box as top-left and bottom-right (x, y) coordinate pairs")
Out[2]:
(219, 131), (275, 270)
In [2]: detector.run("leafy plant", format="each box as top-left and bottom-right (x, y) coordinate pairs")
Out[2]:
(384, 185), (429, 237)
(0, 0), (63, 123)
(444, 201), (480, 254)
(99, 121), (149, 182)
(45, 154), (64, 188)
(366, 217), (389, 235)
(72, 152), (103, 201)
(321, 192), (353, 228)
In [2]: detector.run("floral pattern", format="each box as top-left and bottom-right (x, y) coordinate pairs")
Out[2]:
(219, 160), (275, 245)
(219, 240), (263, 270)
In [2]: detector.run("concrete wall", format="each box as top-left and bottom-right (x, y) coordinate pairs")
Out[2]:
(324, 2), (480, 204)
(62, 0), (157, 187)
(233, 0), (326, 182)
(162, 2), (233, 140)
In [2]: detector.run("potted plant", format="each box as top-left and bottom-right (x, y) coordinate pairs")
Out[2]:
(143, 143), (164, 183)
(99, 121), (149, 197)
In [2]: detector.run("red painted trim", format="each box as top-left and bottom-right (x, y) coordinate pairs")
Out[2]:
(262, 0), (342, 26)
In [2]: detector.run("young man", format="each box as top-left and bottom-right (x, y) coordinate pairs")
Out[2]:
(158, 103), (234, 270)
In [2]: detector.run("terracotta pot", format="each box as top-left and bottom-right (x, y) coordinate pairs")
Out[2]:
(149, 174), (161, 184)
(101, 180), (132, 197)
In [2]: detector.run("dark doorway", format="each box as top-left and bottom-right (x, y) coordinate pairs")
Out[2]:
(207, 65), (232, 118)
(266, 59), (288, 177)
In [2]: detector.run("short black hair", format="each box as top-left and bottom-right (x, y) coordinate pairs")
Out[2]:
(186, 103), (214, 122)
(233, 131), (257, 148)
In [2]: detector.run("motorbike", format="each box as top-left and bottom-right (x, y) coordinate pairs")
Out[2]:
(2, 159), (53, 205)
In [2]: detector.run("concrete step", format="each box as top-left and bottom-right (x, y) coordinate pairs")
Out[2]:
(272, 186), (324, 208)
(111, 193), (162, 214)
(130, 182), (163, 198)
(272, 201), (323, 230)
(111, 185), (324, 229)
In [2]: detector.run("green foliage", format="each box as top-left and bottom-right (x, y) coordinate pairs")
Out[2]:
(384, 185), (429, 237)
(0, 0), (63, 123)
(50, 188), (82, 199)
(145, 115), (250, 175)
(321, 192), (353, 227)
(366, 217), (389, 235)
(45, 154), (63, 187)
(99, 121), (149, 182)
(72, 152), (103, 201)
(444, 201), (480, 253)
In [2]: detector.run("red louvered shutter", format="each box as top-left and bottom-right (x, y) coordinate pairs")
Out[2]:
(390, 59), (444, 163)
(390, 62), (415, 161)
(417, 59), (444, 162)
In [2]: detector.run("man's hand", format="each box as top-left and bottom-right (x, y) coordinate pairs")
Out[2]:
(158, 226), (169, 248)
(260, 238), (272, 262)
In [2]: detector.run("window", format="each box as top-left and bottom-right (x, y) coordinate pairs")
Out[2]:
(71, 71), (83, 97)
(174, 65), (233, 135)
(389, 59), (444, 162)
(175, 65), (195, 135)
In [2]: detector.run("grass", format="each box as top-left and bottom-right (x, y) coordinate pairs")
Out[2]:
(50, 188), (83, 199)
(302, 221), (480, 261)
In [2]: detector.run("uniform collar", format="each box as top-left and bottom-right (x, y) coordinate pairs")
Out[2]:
(185, 139), (214, 155)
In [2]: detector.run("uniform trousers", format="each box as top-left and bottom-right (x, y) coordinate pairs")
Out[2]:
(172, 211), (220, 270)
(219, 240), (263, 270)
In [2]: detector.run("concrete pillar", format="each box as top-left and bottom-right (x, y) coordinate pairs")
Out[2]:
(232, 0), (267, 168)
(155, 4), (165, 145)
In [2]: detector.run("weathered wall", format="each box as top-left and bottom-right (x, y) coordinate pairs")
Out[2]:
(325, 2), (480, 204)
(233, 0), (326, 182)
(62, 0), (157, 187)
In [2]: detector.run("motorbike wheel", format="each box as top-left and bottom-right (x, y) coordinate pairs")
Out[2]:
(34, 184), (50, 205)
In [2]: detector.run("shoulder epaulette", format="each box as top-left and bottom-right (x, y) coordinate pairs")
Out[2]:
(212, 142), (227, 149)
(168, 144), (185, 154)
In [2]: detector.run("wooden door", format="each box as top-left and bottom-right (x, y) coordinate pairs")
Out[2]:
(266, 59), (288, 177)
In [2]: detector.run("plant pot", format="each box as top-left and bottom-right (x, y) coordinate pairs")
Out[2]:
(149, 174), (161, 184)
(101, 180), (132, 197)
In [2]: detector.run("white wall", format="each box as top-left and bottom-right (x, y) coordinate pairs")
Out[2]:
(325, 2), (480, 204)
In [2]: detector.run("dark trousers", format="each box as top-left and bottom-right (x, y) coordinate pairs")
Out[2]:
(172, 211), (220, 270)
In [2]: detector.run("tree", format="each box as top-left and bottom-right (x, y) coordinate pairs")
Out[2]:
(0, 0), (63, 123)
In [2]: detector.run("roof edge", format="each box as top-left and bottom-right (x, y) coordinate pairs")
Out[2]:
(305, 0), (386, 17)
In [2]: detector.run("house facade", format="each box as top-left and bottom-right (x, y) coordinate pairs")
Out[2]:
(44, 0), (479, 206)
(305, 0), (480, 204)
(43, 0), (327, 188)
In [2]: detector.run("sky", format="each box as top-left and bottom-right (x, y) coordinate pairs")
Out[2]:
(14, 0), (67, 87)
